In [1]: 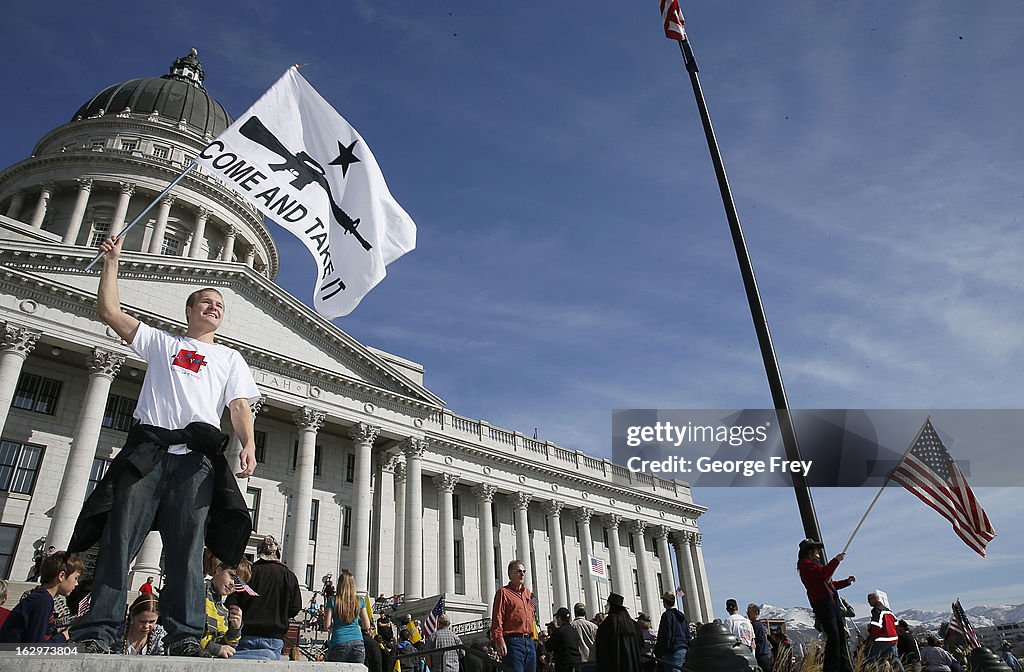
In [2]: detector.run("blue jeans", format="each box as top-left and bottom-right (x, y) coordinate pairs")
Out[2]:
(327, 640), (366, 663)
(660, 648), (686, 671)
(867, 642), (906, 672)
(503, 636), (536, 672)
(72, 450), (213, 649)
(232, 648), (280, 660)
(236, 635), (285, 660)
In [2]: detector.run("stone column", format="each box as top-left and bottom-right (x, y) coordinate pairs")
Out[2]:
(111, 182), (135, 235)
(63, 178), (93, 244)
(690, 532), (714, 623)
(672, 531), (701, 621)
(544, 501), (568, 611)
(188, 207), (209, 258)
(434, 473), (459, 596)
(511, 492), (532, 586)
(148, 194), (176, 253)
(220, 224), (237, 261)
(129, 532), (164, 590)
(574, 507), (599, 615)
(47, 348), (125, 549)
(244, 247), (256, 268)
(287, 407), (324, 581)
(348, 422), (379, 590)
(630, 520), (655, 616)
(393, 461), (406, 596)
(604, 514), (627, 598)
(473, 484), (497, 603)
(402, 438), (426, 599)
(372, 455), (400, 596)
(655, 525), (676, 605)
(29, 182), (56, 229)
(0, 325), (40, 437)
(6, 190), (25, 220)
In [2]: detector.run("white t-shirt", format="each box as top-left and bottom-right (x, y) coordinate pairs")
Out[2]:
(130, 322), (260, 454)
(725, 613), (755, 649)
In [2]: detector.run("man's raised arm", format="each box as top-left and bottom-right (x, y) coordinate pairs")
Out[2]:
(96, 236), (140, 343)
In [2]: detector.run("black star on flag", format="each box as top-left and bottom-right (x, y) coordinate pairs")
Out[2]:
(329, 138), (361, 177)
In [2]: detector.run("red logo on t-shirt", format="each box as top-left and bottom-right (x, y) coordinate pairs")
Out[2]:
(172, 349), (207, 373)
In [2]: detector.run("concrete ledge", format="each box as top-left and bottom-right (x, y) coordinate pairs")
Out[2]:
(0, 652), (365, 670)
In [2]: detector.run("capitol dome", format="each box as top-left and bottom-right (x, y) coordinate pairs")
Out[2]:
(72, 48), (231, 137)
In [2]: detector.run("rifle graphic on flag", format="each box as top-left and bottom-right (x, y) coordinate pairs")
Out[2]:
(196, 66), (417, 317)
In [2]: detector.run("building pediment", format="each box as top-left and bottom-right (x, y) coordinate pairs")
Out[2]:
(0, 240), (444, 415)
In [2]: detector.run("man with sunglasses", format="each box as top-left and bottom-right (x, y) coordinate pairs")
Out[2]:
(490, 560), (536, 672)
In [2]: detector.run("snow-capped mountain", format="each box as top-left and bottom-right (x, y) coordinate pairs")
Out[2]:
(758, 602), (1023, 650)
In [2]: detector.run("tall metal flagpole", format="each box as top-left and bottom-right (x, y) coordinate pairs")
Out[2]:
(672, 27), (823, 544)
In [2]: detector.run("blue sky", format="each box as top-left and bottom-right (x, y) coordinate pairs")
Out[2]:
(3, 2), (1023, 615)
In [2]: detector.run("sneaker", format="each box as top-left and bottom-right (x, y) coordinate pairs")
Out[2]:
(77, 639), (110, 654)
(166, 639), (213, 657)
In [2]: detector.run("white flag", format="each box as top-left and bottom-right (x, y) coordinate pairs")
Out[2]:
(196, 67), (416, 317)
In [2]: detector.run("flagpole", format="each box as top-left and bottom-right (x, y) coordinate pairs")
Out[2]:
(84, 162), (197, 271)
(673, 36), (822, 545)
(840, 416), (930, 554)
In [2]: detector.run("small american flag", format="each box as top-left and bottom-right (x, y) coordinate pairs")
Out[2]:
(422, 595), (445, 637)
(660, 0), (686, 41)
(589, 555), (606, 579)
(948, 599), (980, 648)
(76, 593), (91, 618)
(234, 575), (259, 596)
(890, 419), (996, 556)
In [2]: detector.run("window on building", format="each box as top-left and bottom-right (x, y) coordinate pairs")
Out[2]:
(657, 572), (664, 595)
(628, 535), (635, 554)
(494, 547), (502, 583)
(309, 499), (319, 541)
(305, 564), (315, 591)
(0, 440), (44, 495)
(574, 521), (580, 540)
(492, 502), (499, 527)
(254, 431), (266, 463)
(603, 528), (609, 548)
(345, 453), (355, 483)
(653, 541), (659, 558)
(342, 506), (352, 546)
(90, 139), (105, 150)
(89, 220), (112, 247)
(102, 394), (137, 431)
(86, 457), (112, 498)
(12, 372), (63, 415)
(120, 140), (138, 151)
(0, 523), (20, 580)
(161, 237), (182, 256)
(454, 540), (463, 576)
(453, 494), (461, 520)
(292, 442), (322, 476)
(544, 516), (549, 535)
(245, 488), (261, 531)
(152, 145), (169, 159)
(633, 569), (641, 597)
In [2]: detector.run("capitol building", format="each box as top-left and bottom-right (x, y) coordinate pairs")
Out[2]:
(0, 50), (714, 627)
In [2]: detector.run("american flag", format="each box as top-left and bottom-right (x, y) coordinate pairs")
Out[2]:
(422, 595), (445, 637)
(660, 0), (686, 41)
(76, 593), (91, 618)
(589, 555), (606, 579)
(889, 419), (996, 556)
(947, 599), (980, 648)
(234, 575), (259, 596)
